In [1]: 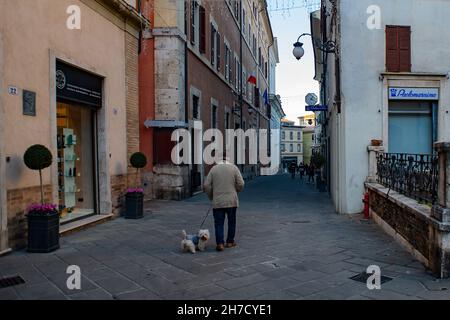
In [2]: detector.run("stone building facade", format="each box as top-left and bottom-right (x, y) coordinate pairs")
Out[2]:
(0, 0), (148, 251)
(149, 0), (275, 200)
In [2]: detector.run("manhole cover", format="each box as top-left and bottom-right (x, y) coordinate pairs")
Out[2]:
(350, 272), (393, 284)
(0, 276), (25, 289)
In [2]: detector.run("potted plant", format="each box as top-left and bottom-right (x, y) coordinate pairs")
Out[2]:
(311, 153), (327, 192)
(125, 152), (147, 219)
(23, 144), (60, 253)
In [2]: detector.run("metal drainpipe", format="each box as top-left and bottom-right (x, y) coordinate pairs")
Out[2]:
(239, 0), (244, 172)
(184, 2), (191, 196)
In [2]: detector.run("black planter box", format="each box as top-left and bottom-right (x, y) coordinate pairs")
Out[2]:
(27, 211), (60, 253)
(125, 192), (144, 219)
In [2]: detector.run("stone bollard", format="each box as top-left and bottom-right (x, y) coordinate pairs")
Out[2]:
(431, 142), (450, 278)
(366, 145), (385, 183)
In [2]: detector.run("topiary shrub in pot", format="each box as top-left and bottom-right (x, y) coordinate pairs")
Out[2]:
(125, 152), (147, 219)
(23, 144), (60, 253)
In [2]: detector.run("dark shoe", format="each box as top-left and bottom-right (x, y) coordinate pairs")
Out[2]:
(225, 242), (237, 248)
(216, 244), (224, 252)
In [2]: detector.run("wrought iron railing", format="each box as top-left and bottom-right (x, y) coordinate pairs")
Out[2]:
(376, 152), (439, 204)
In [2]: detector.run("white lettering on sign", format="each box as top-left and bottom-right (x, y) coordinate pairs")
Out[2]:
(8, 86), (18, 95)
(389, 87), (439, 100)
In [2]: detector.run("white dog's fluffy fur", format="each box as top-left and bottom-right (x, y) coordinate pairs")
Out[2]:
(181, 229), (210, 254)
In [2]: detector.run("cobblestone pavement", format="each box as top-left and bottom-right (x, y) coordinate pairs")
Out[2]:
(1, 174), (450, 300)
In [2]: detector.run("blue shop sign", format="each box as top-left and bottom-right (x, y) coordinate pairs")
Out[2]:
(305, 105), (328, 112)
(389, 87), (439, 100)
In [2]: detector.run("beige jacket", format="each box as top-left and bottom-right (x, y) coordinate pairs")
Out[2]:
(204, 161), (245, 209)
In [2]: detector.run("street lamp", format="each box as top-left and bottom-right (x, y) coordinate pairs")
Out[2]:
(292, 33), (336, 61)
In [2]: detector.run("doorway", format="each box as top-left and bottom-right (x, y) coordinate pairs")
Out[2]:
(57, 102), (97, 224)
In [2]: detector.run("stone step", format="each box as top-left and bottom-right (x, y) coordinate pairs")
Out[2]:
(59, 214), (114, 236)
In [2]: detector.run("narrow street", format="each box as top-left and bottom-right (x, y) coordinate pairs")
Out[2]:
(1, 174), (450, 300)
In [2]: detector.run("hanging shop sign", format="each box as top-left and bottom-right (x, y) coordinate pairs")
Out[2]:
(305, 105), (328, 112)
(388, 87), (439, 101)
(56, 60), (103, 108)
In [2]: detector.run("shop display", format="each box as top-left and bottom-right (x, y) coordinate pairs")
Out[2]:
(57, 128), (78, 217)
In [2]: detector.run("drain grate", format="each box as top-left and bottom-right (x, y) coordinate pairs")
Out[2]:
(0, 276), (25, 289)
(350, 272), (393, 284)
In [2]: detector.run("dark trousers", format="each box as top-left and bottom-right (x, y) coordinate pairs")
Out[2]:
(213, 207), (237, 245)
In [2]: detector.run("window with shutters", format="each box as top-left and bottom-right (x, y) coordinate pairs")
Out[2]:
(386, 26), (411, 72)
(199, 6), (206, 53)
(242, 68), (247, 97)
(216, 32), (221, 72)
(242, 10), (246, 36)
(258, 47), (261, 66)
(193, 95), (200, 119)
(211, 103), (218, 129)
(224, 43), (230, 81)
(190, 1), (198, 45)
(209, 22), (220, 71)
(234, 57), (238, 89)
(211, 24), (216, 67)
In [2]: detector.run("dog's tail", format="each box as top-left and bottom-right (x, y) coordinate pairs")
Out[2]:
(181, 230), (187, 239)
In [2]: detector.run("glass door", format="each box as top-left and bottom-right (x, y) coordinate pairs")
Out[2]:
(57, 102), (96, 223)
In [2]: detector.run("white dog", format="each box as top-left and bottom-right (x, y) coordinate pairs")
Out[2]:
(181, 229), (210, 254)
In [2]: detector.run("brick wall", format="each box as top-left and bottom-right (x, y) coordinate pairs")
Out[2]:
(369, 189), (430, 258)
(125, 32), (140, 161)
(7, 185), (53, 249)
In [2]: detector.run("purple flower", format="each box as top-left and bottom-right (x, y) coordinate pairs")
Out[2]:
(27, 203), (58, 215)
(127, 188), (144, 194)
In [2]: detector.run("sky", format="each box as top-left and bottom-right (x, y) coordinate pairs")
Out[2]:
(267, 1), (319, 124)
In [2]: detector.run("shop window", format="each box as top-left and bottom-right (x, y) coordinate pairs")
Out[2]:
(388, 101), (436, 154)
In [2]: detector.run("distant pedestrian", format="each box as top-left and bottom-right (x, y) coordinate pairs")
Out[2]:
(288, 162), (297, 179)
(299, 162), (305, 181)
(204, 154), (245, 252)
(308, 164), (315, 184)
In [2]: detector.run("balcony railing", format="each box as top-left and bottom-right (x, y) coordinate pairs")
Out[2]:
(376, 152), (439, 204)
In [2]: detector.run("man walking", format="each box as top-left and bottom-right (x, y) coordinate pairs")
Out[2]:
(204, 155), (245, 252)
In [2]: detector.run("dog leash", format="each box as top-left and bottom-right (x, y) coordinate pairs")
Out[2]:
(199, 206), (212, 229)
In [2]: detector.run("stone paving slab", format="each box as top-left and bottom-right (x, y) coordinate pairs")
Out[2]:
(1, 174), (449, 300)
